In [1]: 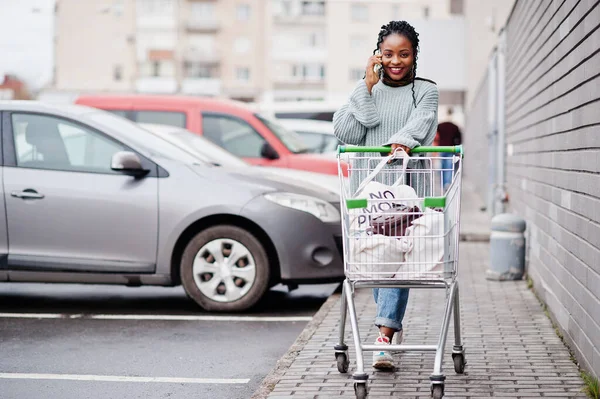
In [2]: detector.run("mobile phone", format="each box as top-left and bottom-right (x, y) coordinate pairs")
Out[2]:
(373, 50), (382, 75)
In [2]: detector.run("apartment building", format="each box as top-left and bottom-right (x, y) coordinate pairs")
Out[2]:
(54, 0), (136, 92)
(51, 0), (467, 108)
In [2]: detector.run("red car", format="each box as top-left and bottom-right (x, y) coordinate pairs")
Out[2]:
(76, 94), (344, 176)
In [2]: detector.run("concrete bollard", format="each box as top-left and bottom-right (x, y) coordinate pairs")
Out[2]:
(486, 213), (526, 281)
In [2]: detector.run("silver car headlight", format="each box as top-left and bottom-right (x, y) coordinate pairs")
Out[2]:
(264, 192), (340, 223)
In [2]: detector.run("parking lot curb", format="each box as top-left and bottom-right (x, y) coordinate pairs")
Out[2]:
(250, 290), (341, 399)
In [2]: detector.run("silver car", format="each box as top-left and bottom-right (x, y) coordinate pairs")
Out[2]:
(0, 101), (344, 312)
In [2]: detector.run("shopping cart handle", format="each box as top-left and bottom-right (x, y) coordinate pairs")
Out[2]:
(338, 145), (463, 155)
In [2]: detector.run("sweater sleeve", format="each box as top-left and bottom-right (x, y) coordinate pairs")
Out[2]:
(384, 83), (439, 149)
(333, 80), (381, 145)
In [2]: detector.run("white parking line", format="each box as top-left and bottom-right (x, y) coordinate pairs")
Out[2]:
(0, 373), (249, 384)
(0, 313), (312, 322)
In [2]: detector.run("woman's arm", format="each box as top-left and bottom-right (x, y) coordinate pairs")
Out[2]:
(333, 80), (381, 145)
(384, 84), (439, 149)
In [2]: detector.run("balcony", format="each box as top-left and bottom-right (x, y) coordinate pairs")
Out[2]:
(271, 48), (327, 63)
(273, 13), (325, 25)
(181, 78), (221, 96)
(135, 77), (177, 94)
(136, 15), (177, 30)
(273, 2), (326, 25)
(186, 19), (219, 32)
(273, 76), (325, 91)
(184, 51), (220, 65)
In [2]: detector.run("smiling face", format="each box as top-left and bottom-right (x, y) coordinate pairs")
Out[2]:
(379, 33), (415, 81)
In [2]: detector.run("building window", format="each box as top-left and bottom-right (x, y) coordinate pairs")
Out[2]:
(234, 37), (251, 53)
(137, 0), (174, 16)
(450, 0), (464, 15)
(185, 62), (217, 78)
(280, 0), (292, 16)
(190, 1), (215, 22)
(114, 65), (123, 81)
(236, 4), (251, 20)
(350, 68), (364, 81)
(188, 34), (216, 54)
(351, 3), (368, 21)
(301, 1), (325, 16)
(236, 67), (250, 82)
(152, 61), (160, 77)
(309, 31), (325, 48)
(141, 60), (175, 77)
(293, 64), (325, 80)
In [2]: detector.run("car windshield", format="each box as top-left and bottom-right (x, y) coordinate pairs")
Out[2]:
(86, 112), (202, 165)
(168, 130), (249, 168)
(254, 114), (309, 154)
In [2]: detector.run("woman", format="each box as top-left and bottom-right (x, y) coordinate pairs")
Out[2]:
(333, 20), (439, 370)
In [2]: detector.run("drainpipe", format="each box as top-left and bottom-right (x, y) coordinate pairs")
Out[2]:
(495, 29), (507, 215)
(487, 48), (498, 215)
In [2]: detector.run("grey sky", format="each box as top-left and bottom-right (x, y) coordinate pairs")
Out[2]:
(0, 0), (55, 90)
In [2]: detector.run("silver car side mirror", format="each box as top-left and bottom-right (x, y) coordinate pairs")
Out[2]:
(111, 151), (149, 177)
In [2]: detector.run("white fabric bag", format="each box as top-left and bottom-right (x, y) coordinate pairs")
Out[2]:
(349, 233), (411, 279)
(348, 150), (419, 234)
(399, 208), (445, 278)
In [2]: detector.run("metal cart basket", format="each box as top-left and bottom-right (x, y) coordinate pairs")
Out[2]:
(334, 145), (465, 399)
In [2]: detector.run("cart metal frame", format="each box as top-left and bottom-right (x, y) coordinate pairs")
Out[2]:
(334, 145), (465, 399)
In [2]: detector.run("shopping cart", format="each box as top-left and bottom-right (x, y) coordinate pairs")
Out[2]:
(334, 145), (465, 399)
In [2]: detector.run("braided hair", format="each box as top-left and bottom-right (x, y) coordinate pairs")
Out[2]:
(374, 21), (420, 107)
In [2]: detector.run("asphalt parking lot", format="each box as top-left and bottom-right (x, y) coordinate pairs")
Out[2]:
(0, 282), (339, 399)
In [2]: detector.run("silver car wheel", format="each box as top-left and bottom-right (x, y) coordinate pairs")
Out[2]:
(192, 238), (257, 303)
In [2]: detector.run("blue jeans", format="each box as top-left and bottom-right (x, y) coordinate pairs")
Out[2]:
(373, 288), (410, 331)
(441, 153), (454, 189)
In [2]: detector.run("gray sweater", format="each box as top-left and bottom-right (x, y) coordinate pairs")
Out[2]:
(333, 79), (439, 197)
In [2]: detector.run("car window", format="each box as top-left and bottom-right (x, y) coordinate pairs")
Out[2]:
(105, 109), (130, 118)
(254, 114), (308, 154)
(135, 111), (186, 128)
(202, 114), (269, 158)
(12, 113), (127, 174)
(323, 135), (343, 152)
(296, 131), (325, 153)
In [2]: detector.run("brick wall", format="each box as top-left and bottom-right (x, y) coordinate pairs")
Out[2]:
(504, 0), (600, 377)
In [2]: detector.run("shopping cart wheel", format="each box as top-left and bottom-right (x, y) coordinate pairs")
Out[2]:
(452, 353), (466, 374)
(431, 384), (444, 399)
(335, 352), (349, 373)
(354, 382), (367, 399)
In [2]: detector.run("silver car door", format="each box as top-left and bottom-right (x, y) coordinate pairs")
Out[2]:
(3, 112), (159, 273)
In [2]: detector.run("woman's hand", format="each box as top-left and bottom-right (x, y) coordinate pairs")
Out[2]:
(391, 143), (411, 154)
(365, 52), (383, 94)
(388, 143), (411, 164)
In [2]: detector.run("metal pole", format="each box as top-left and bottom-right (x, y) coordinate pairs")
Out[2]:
(495, 29), (507, 215)
(487, 49), (498, 215)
